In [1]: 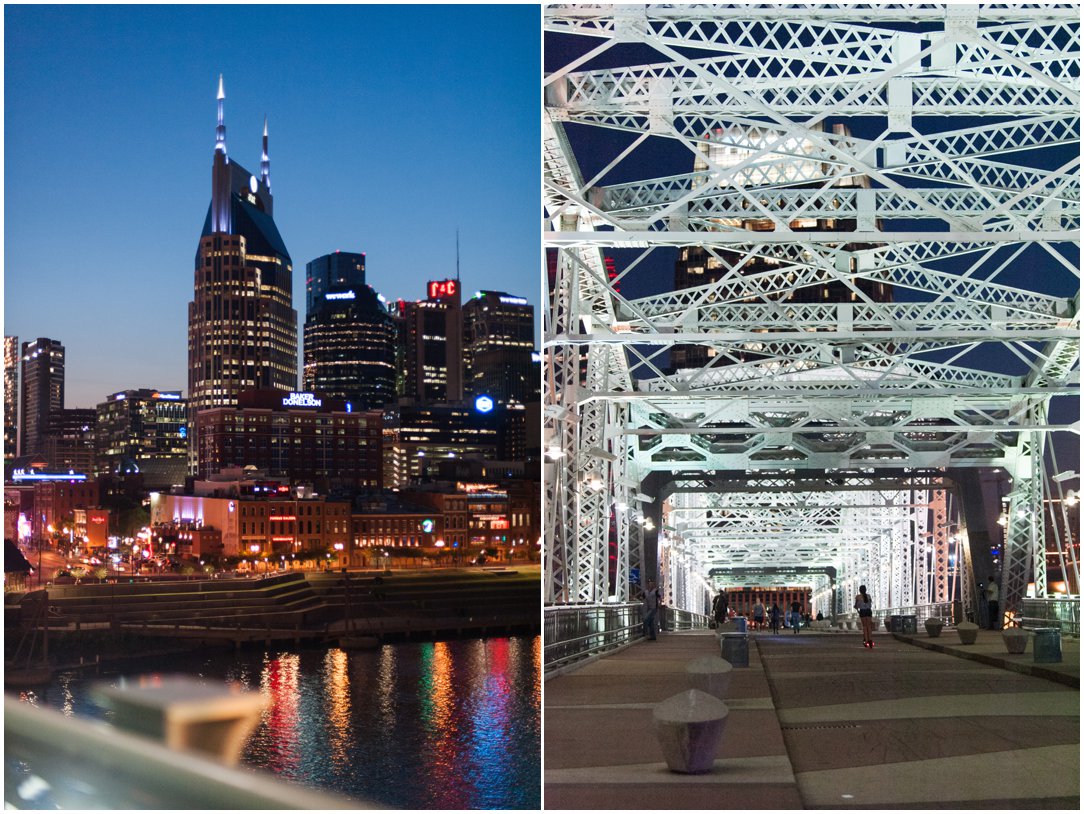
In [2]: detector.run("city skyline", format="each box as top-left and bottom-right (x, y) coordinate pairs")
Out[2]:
(5, 5), (539, 408)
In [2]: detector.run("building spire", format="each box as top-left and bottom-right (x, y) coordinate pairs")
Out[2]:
(215, 74), (227, 156)
(261, 115), (271, 190)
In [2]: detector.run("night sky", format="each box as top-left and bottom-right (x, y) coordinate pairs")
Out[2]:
(5, 4), (539, 408)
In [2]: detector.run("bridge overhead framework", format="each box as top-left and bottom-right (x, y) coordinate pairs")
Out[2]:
(544, 5), (1080, 622)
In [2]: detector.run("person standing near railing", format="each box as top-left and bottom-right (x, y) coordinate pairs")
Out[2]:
(855, 585), (875, 648)
(642, 579), (661, 641)
(985, 576), (1000, 630)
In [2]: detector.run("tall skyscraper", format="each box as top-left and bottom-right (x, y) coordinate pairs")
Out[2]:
(303, 255), (397, 410)
(188, 77), (297, 472)
(463, 291), (535, 404)
(4, 336), (18, 461)
(396, 280), (464, 404)
(305, 251), (367, 314)
(20, 337), (65, 458)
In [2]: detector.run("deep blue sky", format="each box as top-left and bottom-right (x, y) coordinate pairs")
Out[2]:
(5, 4), (539, 408)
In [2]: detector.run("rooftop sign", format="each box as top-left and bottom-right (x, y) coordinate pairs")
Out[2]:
(428, 279), (457, 300)
(282, 392), (323, 408)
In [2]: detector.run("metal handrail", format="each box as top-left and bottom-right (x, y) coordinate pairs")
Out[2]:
(4, 698), (367, 809)
(543, 603), (712, 673)
(836, 602), (959, 626)
(544, 602), (642, 673)
(1018, 597), (1080, 636)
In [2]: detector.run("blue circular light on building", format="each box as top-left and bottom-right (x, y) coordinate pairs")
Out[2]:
(421, 519), (435, 533)
(475, 395), (494, 413)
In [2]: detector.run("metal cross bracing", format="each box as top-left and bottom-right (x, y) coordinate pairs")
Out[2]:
(544, 5), (1079, 619)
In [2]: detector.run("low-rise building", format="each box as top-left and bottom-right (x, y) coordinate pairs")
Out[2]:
(196, 389), (383, 490)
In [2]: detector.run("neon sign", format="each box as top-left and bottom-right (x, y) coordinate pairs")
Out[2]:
(499, 296), (528, 305)
(474, 395), (494, 413)
(326, 291), (356, 300)
(282, 392), (323, 408)
(12, 471), (87, 482)
(428, 279), (457, 300)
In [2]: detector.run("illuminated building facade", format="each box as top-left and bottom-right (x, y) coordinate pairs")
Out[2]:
(4, 336), (18, 461)
(188, 77), (297, 473)
(43, 408), (96, 474)
(305, 251), (367, 314)
(381, 402), (500, 488)
(32, 478), (100, 539)
(195, 389), (382, 490)
(396, 279), (464, 403)
(149, 491), (352, 562)
(20, 337), (65, 458)
(463, 291), (535, 405)
(96, 390), (188, 488)
(303, 258), (396, 410)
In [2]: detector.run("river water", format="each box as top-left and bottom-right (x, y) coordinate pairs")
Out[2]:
(20, 635), (541, 809)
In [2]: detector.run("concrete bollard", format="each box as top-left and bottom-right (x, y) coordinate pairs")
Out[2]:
(685, 656), (733, 700)
(956, 621), (979, 645)
(653, 689), (729, 774)
(1002, 627), (1029, 654)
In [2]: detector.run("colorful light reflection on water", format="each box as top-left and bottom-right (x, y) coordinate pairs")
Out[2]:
(23, 636), (541, 810)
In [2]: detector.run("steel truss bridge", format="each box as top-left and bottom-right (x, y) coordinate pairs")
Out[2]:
(544, 4), (1080, 624)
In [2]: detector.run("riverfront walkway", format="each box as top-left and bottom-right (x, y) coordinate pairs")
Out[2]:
(544, 629), (1079, 809)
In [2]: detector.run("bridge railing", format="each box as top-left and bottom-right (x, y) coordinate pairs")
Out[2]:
(543, 603), (712, 674)
(544, 603), (641, 673)
(1017, 597), (1080, 636)
(662, 607), (713, 632)
(835, 602), (959, 627)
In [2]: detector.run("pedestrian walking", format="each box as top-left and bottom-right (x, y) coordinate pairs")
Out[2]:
(642, 579), (661, 640)
(711, 589), (728, 627)
(753, 597), (765, 631)
(790, 599), (802, 633)
(769, 602), (782, 634)
(986, 576), (1000, 630)
(855, 584), (875, 647)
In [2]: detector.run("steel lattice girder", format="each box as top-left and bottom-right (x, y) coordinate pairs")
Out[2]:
(543, 5), (1079, 610)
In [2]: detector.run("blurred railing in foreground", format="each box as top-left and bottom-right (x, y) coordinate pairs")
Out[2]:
(544, 603), (710, 675)
(4, 694), (371, 809)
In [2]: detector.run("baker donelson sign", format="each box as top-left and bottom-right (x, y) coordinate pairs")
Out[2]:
(282, 392), (323, 408)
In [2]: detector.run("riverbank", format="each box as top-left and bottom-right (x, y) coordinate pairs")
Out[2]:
(5, 566), (540, 677)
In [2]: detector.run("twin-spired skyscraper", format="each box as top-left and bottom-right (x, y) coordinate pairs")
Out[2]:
(187, 77), (298, 471)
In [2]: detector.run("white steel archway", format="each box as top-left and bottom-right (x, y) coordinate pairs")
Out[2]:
(544, 5), (1079, 621)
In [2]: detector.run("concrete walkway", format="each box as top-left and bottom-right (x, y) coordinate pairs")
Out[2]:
(544, 629), (1079, 809)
